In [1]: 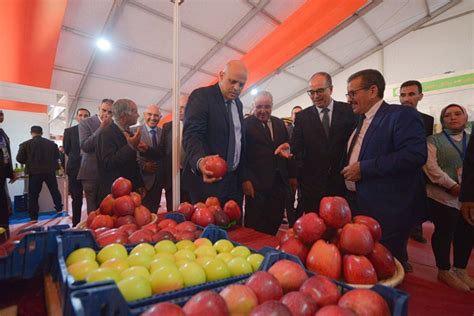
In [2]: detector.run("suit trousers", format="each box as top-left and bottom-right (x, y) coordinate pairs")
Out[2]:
(244, 174), (286, 235)
(429, 198), (474, 270)
(0, 176), (9, 234)
(81, 179), (99, 213)
(68, 173), (83, 226)
(142, 180), (164, 213)
(28, 173), (62, 220)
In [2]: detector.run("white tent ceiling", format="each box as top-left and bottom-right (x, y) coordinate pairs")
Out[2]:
(50, 0), (462, 127)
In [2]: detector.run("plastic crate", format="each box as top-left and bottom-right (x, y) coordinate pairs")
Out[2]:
(61, 226), (262, 316)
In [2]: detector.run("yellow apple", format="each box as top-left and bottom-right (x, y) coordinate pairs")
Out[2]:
(202, 258), (231, 281)
(68, 259), (99, 281)
(154, 240), (177, 254)
(126, 252), (153, 269)
(66, 247), (96, 266)
(213, 239), (234, 253)
(100, 257), (129, 274)
(149, 257), (176, 274)
(120, 266), (150, 280)
(176, 240), (196, 251)
(153, 252), (175, 262)
(86, 267), (121, 283)
(179, 262), (206, 287)
(150, 265), (184, 294)
(194, 245), (217, 258)
(227, 257), (253, 277)
(131, 243), (156, 257)
(97, 243), (128, 264)
(174, 249), (196, 262)
(247, 253), (264, 272)
(117, 276), (152, 302)
(194, 238), (212, 248)
(230, 246), (251, 258)
(216, 252), (234, 264)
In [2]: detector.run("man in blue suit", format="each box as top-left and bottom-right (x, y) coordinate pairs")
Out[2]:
(341, 69), (427, 272)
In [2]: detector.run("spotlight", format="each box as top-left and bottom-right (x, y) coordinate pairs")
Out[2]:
(250, 88), (258, 96)
(96, 38), (111, 51)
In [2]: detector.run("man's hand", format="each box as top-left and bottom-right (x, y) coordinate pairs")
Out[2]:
(341, 162), (361, 182)
(289, 178), (298, 194)
(9, 174), (17, 184)
(125, 129), (141, 149)
(137, 187), (147, 199)
(242, 180), (255, 198)
(461, 202), (474, 226)
(447, 184), (461, 197)
(198, 155), (223, 183)
(143, 161), (158, 173)
(274, 143), (293, 159)
(100, 116), (112, 129)
(137, 142), (149, 153)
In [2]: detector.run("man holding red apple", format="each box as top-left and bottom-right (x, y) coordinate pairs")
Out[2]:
(182, 60), (247, 207)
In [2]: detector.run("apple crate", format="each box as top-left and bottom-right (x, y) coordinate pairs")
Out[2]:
(59, 225), (264, 316)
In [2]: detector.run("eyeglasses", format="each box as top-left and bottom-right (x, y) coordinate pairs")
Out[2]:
(307, 87), (330, 96)
(345, 87), (368, 98)
(254, 104), (272, 110)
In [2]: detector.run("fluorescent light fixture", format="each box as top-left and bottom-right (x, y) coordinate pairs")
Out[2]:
(250, 88), (258, 95)
(96, 38), (111, 51)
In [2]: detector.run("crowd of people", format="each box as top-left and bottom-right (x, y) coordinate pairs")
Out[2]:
(0, 59), (472, 291)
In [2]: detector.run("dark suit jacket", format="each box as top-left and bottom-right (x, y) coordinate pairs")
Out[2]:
(159, 121), (173, 191)
(182, 83), (246, 198)
(290, 101), (357, 197)
(0, 128), (14, 179)
(355, 102), (427, 232)
(243, 115), (296, 191)
(460, 132), (474, 202)
(419, 111), (434, 137)
(78, 115), (101, 180)
(63, 125), (81, 178)
(96, 122), (144, 201)
(16, 136), (59, 175)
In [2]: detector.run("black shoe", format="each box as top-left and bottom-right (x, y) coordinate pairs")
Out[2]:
(401, 261), (413, 273)
(410, 234), (427, 244)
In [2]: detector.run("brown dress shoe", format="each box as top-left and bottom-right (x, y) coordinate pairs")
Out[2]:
(452, 268), (474, 290)
(438, 270), (470, 291)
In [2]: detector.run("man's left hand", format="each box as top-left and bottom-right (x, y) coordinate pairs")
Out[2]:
(460, 202), (474, 226)
(341, 162), (361, 182)
(289, 178), (298, 193)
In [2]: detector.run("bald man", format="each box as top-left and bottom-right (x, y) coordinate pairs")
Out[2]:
(183, 60), (247, 206)
(132, 104), (164, 212)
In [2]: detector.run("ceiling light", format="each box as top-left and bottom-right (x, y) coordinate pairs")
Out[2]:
(250, 88), (258, 95)
(96, 38), (111, 51)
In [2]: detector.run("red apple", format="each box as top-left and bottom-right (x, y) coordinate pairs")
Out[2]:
(153, 231), (176, 243)
(183, 291), (229, 316)
(111, 177), (132, 198)
(128, 229), (153, 244)
(99, 194), (115, 215)
(280, 291), (318, 316)
(214, 209), (231, 227)
(249, 301), (292, 316)
(86, 211), (98, 228)
(158, 219), (177, 229)
(280, 238), (309, 263)
(205, 196), (221, 208)
(141, 222), (160, 234)
(220, 284), (258, 316)
(161, 227), (178, 236)
(306, 239), (342, 279)
(300, 275), (340, 307)
(268, 259), (308, 293)
(279, 228), (297, 245)
(294, 213), (327, 245)
(203, 156), (228, 178)
(246, 271), (283, 303)
(366, 242), (396, 279)
(192, 208), (215, 227)
(96, 230), (128, 247)
(130, 192), (142, 207)
(208, 205), (222, 216)
(319, 196), (352, 229)
(90, 214), (114, 230)
(113, 195), (135, 217)
(116, 223), (138, 236)
(194, 202), (206, 210)
(321, 227), (339, 244)
(177, 202), (195, 220)
(353, 216), (382, 242)
(339, 223), (374, 255)
(142, 302), (184, 316)
(175, 221), (197, 232)
(338, 289), (390, 316)
(223, 200), (241, 221)
(115, 215), (137, 227)
(134, 205), (152, 227)
(315, 305), (356, 316)
(93, 227), (110, 238)
(343, 255), (377, 285)
(174, 231), (195, 241)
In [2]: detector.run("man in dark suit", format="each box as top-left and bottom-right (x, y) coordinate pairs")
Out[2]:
(63, 108), (90, 226)
(183, 60), (247, 206)
(0, 110), (16, 235)
(341, 69), (427, 272)
(276, 72), (357, 225)
(16, 126), (63, 220)
(96, 99), (145, 202)
(460, 132), (474, 226)
(399, 80), (434, 245)
(78, 99), (113, 212)
(243, 91), (297, 235)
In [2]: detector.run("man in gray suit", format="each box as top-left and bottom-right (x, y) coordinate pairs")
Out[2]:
(132, 104), (164, 212)
(77, 99), (113, 212)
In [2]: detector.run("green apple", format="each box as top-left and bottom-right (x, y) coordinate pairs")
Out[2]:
(202, 258), (231, 281)
(174, 249), (196, 262)
(153, 252), (175, 262)
(176, 240), (196, 251)
(120, 266), (150, 280)
(126, 252), (153, 269)
(194, 245), (217, 258)
(194, 238), (212, 248)
(66, 247), (96, 266)
(150, 265), (184, 294)
(213, 239), (234, 253)
(68, 259), (99, 281)
(227, 257), (253, 277)
(230, 246), (251, 258)
(131, 243), (156, 257)
(100, 258), (129, 274)
(86, 267), (121, 283)
(97, 243), (128, 264)
(117, 276), (152, 302)
(179, 262), (206, 287)
(216, 252), (234, 264)
(246, 253), (264, 271)
(149, 257), (176, 274)
(154, 240), (177, 254)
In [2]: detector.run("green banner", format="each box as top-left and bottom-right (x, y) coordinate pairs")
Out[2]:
(393, 72), (474, 97)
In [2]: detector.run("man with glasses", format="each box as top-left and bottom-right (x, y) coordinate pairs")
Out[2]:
(78, 99), (113, 212)
(341, 69), (427, 273)
(276, 72), (356, 223)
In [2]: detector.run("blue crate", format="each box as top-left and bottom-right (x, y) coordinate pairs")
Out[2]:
(62, 226), (264, 316)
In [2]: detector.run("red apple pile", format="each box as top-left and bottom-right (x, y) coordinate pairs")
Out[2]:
(278, 196), (397, 285)
(85, 177), (202, 246)
(177, 197), (241, 228)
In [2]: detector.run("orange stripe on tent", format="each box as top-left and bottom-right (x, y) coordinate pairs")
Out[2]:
(0, 100), (48, 114)
(0, 0), (67, 113)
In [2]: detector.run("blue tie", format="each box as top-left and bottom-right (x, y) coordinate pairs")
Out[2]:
(150, 129), (158, 148)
